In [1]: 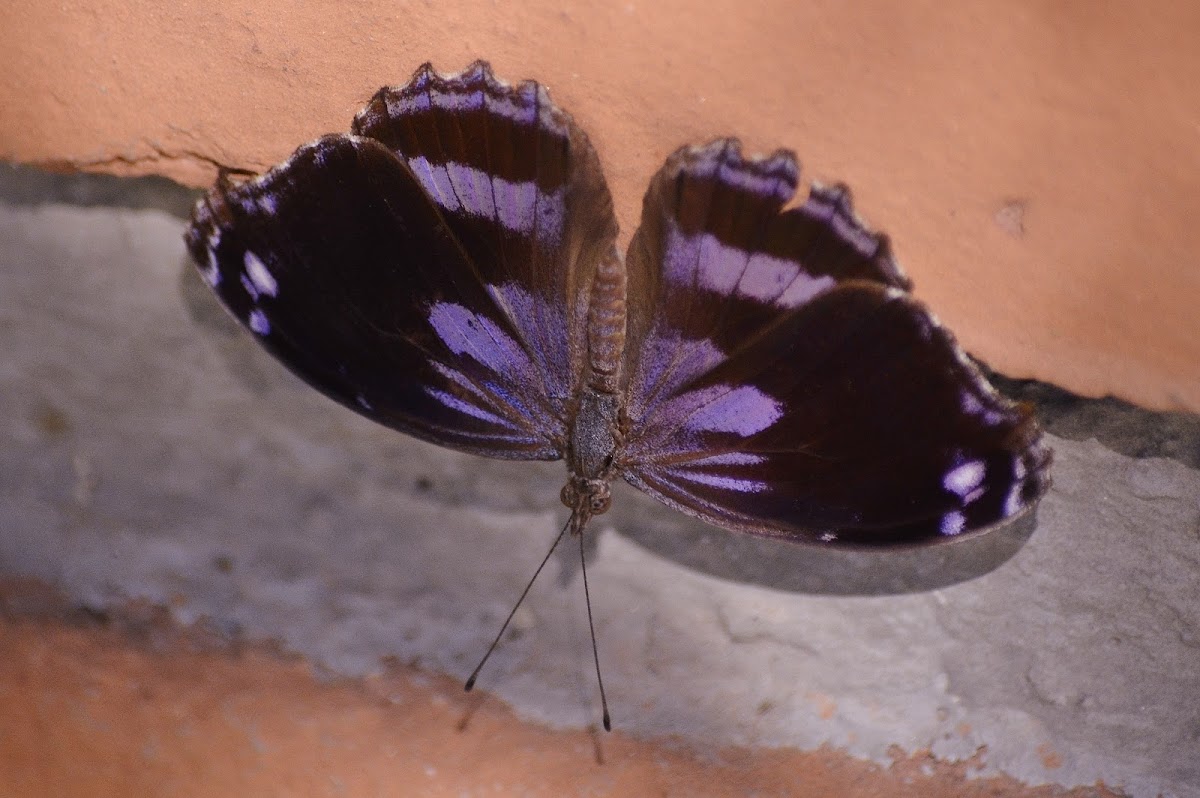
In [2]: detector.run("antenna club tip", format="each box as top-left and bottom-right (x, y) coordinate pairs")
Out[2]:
(464, 677), (476, 692)
(603, 714), (612, 732)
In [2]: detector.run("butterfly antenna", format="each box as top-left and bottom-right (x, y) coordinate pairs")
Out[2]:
(579, 525), (612, 732)
(465, 515), (572, 692)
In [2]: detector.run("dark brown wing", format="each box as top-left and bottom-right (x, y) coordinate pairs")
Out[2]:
(618, 140), (1050, 545)
(185, 62), (618, 460)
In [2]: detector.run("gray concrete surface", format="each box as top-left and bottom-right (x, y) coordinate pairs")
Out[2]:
(1, 166), (1198, 796)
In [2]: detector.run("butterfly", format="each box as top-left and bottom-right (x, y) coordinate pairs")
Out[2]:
(186, 61), (1051, 729)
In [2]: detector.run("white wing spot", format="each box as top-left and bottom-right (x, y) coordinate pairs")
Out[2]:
(1004, 485), (1023, 517)
(944, 459), (986, 499)
(248, 309), (270, 335)
(939, 511), (967, 536)
(244, 251), (278, 298)
(202, 248), (222, 287)
(1003, 463), (1027, 517)
(1013, 457), (1027, 480)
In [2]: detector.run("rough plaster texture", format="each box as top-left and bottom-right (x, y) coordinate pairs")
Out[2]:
(2, 169), (1199, 795)
(1, 2), (1199, 412)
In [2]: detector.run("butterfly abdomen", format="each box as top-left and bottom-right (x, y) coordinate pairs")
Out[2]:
(585, 251), (627, 395)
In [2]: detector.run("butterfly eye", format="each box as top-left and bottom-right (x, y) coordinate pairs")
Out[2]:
(560, 482), (578, 508)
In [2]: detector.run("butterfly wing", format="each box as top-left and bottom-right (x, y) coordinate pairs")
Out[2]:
(618, 140), (1050, 545)
(186, 63), (617, 461)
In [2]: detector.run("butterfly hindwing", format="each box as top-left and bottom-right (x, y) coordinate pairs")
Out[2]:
(352, 61), (619, 419)
(618, 140), (1050, 545)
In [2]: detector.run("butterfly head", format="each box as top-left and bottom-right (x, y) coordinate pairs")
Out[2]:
(561, 476), (612, 536)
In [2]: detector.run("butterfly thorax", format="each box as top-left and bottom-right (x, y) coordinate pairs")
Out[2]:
(562, 386), (621, 535)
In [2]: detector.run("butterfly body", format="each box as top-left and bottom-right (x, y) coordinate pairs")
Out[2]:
(187, 60), (1050, 552)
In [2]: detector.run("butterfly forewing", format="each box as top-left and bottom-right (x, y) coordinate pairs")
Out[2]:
(187, 135), (567, 457)
(187, 63), (618, 461)
(618, 140), (1050, 544)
